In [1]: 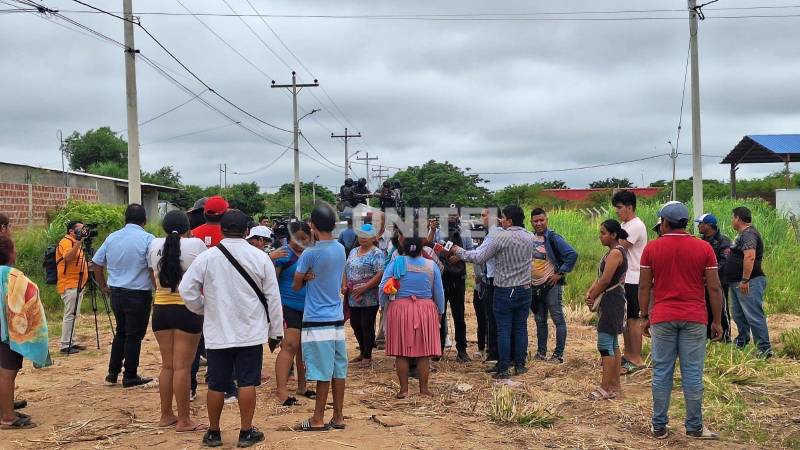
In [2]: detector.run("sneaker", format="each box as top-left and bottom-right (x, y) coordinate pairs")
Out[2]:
(104, 373), (118, 386)
(224, 393), (238, 404)
(514, 366), (528, 376)
(60, 347), (80, 355)
(122, 376), (153, 388)
(202, 429), (223, 447)
(686, 426), (719, 440)
(652, 426), (669, 439)
(72, 344), (87, 351)
(237, 427), (265, 448)
(548, 355), (564, 364)
(492, 370), (511, 380)
(533, 353), (547, 361)
(190, 390), (197, 402)
(456, 351), (472, 363)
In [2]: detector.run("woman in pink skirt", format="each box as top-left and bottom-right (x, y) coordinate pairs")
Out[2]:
(379, 236), (445, 399)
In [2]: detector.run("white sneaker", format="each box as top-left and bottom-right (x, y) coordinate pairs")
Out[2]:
(190, 390), (197, 402)
(686, 426), (719, 440)
(224, 394), (238, 404)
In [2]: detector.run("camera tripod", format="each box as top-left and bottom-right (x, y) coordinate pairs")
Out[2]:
(65, 237), (116, 354)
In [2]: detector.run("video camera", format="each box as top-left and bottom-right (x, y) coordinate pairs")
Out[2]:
(77, 223), (99, 241)
(272, 217), (290, 244)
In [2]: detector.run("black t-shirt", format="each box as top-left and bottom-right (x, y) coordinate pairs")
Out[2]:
(724, 226), (764, 283)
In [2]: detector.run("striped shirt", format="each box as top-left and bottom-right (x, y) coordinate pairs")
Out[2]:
(455, 226), (535, 288)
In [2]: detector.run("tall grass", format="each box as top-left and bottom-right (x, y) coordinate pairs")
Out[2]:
(532, 198), (800, 315)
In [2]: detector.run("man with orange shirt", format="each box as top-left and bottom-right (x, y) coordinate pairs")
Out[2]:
(57, 221), (90, 354)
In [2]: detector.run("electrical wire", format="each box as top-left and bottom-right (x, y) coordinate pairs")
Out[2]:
(231, 144), (292, 175)
(219, 0), (293, 71)
(116, 89), (207, 133)
(69, 0), (293, 134)
(299, 132), (344, 168)
(141, 122), (239, 145)
(470, 153), (670, 175)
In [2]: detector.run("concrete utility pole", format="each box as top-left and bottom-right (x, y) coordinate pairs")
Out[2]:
(272, 72), (319, 219)
(372, 165), (389, 184)
(331, 128), (362, 180)
(312, 175), (320, 204)
(356, 152), (379, 190)
(689, 0), (703, 220)
(123, 0), (142, 204)
(668, 140), (678, 201)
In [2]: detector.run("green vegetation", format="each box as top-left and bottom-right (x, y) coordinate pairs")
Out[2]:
(263, 182), (336, 218)
(488, 385), (557, 428)
(780, 328), (800, 360)
(390, 160), (492, 208)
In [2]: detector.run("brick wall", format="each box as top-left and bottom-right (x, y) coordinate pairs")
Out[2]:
(0, 183), (98, 226)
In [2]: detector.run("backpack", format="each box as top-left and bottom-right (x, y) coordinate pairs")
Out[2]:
(43, 246), (58, 285)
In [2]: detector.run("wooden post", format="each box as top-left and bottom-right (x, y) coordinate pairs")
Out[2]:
(730, 163), (737, 199)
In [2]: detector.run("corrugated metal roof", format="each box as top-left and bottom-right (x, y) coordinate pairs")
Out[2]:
(722, 134), (800, 164)
(748, 134), (800, 154)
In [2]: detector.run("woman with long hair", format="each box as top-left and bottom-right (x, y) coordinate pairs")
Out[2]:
(273, 221), (316, 406)
(147, 210), (207, 431)
(343, 224), (384, 367)
(379, 229), (445, 399)
(585, 219), (629, 401)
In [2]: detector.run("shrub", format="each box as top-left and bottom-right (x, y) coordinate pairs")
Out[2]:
(488, 385), (557, 428)
(780, 328), (800, 360)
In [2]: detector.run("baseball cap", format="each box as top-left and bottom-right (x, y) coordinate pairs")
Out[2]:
(220, 209), (249, 234)
(657, 201), (689, 223)
(651, 218), (662, 233)
(188, 197), (207, 212)
(204, 196), (229, 216)
(246, 225), (273, 240)
(694, 213), (718, 226)
(356, 223), (376, 238)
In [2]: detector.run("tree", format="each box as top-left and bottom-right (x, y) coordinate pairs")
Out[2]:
(539, 179), (568, 190)
(390, 160), (491, 208)
(87, 161), (127, 179)
(263, 182), (336, 218)
(142, 166), (182, 187)
(221, 182), (267, 217)
(589, 177), (633, 189)
(493, 183), (544, 206)
(64, 127), (128, 171)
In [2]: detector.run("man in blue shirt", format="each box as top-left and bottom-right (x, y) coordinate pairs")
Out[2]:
(293, 204), (347, 431)
(93, 204), (155, 388)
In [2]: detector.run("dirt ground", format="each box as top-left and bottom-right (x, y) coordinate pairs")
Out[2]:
(4, 305), (800, 450)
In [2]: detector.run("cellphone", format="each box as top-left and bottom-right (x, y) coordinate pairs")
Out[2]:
(444, 241), (454, 251)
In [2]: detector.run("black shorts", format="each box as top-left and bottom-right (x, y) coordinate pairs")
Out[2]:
(283, 306), (304, 330)
(0, 341), (22, 371)
(152, 304), (203, 334)
(206, 344), (263, 392)
(624, 283), (640, 320)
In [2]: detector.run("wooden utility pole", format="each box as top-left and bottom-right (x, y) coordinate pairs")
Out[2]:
(272, 72), (319, 219)
(372, 165), (389, 184)
(356, 153), (379, 190)
(331, 128), (361, 180)
(123, 0), (142, 204)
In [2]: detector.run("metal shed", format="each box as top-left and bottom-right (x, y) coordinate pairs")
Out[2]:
(722, 134), (800, 197)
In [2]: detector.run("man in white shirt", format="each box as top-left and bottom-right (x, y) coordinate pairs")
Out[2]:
(180, 209), (283, 448)
(612, 190), (648, 373)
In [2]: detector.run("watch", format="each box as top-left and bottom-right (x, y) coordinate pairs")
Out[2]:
(741, 278), (750, 283)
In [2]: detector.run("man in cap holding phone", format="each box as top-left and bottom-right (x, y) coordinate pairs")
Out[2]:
(695, 213), (732, 341)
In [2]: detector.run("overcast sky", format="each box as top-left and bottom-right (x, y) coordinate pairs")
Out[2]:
(1, 0), (799, 193)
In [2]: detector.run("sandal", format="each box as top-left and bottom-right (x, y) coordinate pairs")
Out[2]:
(587, 387), (617, 401)
(13, 400), (27, 410)
(300, 390), (316, 399)
(15, 412), (30, 419)
(293, 419), (331, 432)
(281, 396), (301, 407)
(621, 360), (642, 375)
(0, 416), (36, 429)
(176, 422), (208, 433)
(328, 419), (346, 430)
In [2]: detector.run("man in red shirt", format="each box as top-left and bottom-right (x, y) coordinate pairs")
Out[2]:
(638, 202), (723, 440)
(192, 196), (228, 248)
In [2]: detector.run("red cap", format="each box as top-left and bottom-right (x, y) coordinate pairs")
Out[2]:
(203, 196), (229, 216)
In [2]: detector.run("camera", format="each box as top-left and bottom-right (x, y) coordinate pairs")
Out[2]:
(272, 217), (290, 244)
(77, 223), (99, 240)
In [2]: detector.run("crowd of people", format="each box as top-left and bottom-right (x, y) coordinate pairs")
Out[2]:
(0, 188), (776, 444)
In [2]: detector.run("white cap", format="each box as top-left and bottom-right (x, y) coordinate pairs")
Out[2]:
(246, 225), (273, 240)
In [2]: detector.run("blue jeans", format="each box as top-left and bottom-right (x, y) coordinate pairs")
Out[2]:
(533, 284), (567, 357)
(493, 286), (532, 372)
(730, 277), (772, 354)
(650, 321), (706, 432)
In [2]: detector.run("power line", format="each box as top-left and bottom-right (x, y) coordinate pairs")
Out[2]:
(141, 122), (239, 145)
(69, 0), (293, 134)
(219, 0), (293, 71)
(231, 144), (292, 175)
(299, 131), (344, 168)
(117, 89), (207, 133)
(471, 153), (670, 175)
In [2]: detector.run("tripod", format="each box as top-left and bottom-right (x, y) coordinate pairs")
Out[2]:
(66, 237), (115, 354)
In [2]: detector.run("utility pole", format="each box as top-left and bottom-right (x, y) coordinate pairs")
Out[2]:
(57, 129), (68, 188)
(331, 128), (361, 180)
(312, 175), (319, 204)
(123, 0), (142, 204)
(272, 71), (319, 219)
(689, 0), (703, 220)
(668, 140), (678, 201)
(372, 165), (389, 184)
(356, 152), (379, 190)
